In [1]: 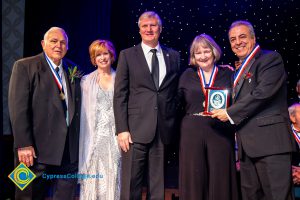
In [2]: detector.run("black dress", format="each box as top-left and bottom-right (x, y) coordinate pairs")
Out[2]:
(178, 66), (238, 200)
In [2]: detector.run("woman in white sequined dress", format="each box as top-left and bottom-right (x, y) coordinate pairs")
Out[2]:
(79, 39), (121, 200)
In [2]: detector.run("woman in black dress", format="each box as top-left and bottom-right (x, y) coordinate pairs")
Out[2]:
(178, 34), (238, 200)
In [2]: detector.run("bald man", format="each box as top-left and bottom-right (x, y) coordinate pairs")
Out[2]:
(9, 27), (81, 200)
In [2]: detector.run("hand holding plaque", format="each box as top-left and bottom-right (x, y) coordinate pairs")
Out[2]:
(203, 87), (230, 115)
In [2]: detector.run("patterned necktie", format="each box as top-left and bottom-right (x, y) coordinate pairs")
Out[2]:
(55, 66), (60, 75)
(150, 49), (159, 90)
(56, 67), (65, 94)
(56, 67), (68, 121)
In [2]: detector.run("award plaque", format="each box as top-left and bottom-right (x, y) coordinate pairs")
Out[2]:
(203, 87), (230, 115)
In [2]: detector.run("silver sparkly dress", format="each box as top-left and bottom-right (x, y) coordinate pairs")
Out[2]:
(79, 70), (121, 200)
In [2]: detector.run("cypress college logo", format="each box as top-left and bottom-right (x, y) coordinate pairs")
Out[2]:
(8, 162), (36, 190)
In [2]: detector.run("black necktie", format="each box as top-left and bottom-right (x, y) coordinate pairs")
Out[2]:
(150, 49), (159, 89)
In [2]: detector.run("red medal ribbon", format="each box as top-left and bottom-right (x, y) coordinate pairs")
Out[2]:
(197, 65), (218, 95)
(233, 45), (260, 88)
(292, 125), (300, 146)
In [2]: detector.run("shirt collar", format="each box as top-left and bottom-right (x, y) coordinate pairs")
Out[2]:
(44, 52), (63, 71)
(141, 42), (162, 55)
(292, 124), (300, 133)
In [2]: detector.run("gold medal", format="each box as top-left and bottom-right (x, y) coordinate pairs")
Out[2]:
(60, 91), (65, 100)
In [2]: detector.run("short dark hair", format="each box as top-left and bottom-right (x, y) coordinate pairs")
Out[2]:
(228, 20), (255, 39)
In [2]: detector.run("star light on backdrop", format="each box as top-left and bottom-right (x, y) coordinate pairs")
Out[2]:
(111, 0), (300, 187)
(119, 0), (299, 97)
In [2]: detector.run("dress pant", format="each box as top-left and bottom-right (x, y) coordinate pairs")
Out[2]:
(15, 135), (78, 200)
(120, 132), (164, 200)
(239, 149), (294, 200)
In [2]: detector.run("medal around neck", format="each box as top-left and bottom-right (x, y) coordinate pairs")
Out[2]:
(60, 91), (65, 100)
(203, 87), (230, 115)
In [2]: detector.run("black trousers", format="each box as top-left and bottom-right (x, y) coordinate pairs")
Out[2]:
(120, 133), (165, 200)
(179, 116), (238, 200)
(240, 150), (294, 200)
(15, 139), (78, 200)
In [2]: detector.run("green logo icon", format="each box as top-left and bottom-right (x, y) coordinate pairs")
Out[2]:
(8, 162), (36, 190)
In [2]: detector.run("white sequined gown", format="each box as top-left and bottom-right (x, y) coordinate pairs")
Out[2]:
(79, 70), (121, 200)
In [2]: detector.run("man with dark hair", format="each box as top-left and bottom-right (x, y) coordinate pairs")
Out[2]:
(212, 20), (295, 200)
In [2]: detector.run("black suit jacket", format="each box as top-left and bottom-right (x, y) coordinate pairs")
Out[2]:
(9, 53), (81, 166)
(228, 49), (296, 157)
(114, 44), (181, 144)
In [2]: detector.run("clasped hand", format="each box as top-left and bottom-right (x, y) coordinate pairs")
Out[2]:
(211, 109), (229, 122)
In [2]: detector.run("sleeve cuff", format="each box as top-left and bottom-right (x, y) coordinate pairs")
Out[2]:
(226, 110), (235, 124)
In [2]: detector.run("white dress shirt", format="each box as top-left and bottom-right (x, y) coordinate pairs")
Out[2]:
(141, 42), (166, 86)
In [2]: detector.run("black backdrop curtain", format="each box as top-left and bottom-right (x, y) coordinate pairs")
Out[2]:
(0, 0), (112, 197)
(24, 0), (112, 73)
(2, 0), (300, 198)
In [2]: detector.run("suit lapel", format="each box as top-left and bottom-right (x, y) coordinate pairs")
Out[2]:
(233, 58), (255, 101)
(160, 47), (178, 91)
(160, 47), (171, 89)
(40, 53), (66, 117)
(62, 62), (75, 124)
(134, 44), (176, 91)
(233, 50), (261, 101)
(135, 44), (157, 90)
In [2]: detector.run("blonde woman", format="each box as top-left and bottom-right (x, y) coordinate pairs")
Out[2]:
(79, 39), (120, 200)
(178, 34), (238, 200)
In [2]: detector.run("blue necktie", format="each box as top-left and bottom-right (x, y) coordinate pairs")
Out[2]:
(56, 67), (68, 123)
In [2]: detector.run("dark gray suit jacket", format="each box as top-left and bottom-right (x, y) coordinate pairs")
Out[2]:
(228, 49), (296, 157)
(9, 53), (81, 165)
(114, 44), (181, 144)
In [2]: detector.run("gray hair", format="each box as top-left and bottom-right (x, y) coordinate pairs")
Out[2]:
(138, 11), (162, 28)
(43, 27), (69, 43)
(228, 20), (255, 39)
(288, 103), (300, 117)
(189, 34), (222, 66)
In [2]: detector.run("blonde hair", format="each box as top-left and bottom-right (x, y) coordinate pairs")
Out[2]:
(189, 34), (222, 66)
(138, 11), (162, 28)
(89, 39), (116, 66)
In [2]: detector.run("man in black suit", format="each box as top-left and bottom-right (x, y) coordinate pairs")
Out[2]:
(289, 103), (300, 185)
(9, 27), (81, 200)
(212, 20), (295, 200)
(113, 11), (180, 200)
